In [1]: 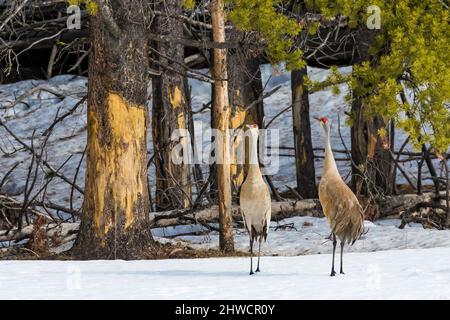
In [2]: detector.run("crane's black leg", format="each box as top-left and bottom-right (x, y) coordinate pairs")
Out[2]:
(330, 233), (337, 276)
(249, 238), (254, 275)
(255, 238), (262, 272)
(340, 242), (345, 274)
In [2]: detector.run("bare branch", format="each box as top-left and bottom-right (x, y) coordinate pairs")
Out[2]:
(0, 0), (31, 33)
(97, 0), (121, 38)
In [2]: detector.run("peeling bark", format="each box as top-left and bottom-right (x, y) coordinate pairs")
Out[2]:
(152, 0), (191, 211)
(350, 29), (392, 197)
(211, 0), (234, 253)
(351, 98), (392, 196)
(72, 2), (154, 259)
(227, 46), (264, 192)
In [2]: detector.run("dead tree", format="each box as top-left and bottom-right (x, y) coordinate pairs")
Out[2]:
(211, 0), (234, 253)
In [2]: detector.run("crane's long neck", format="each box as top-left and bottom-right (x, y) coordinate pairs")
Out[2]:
(323, 125), (339, 176)
(247, 131), (263, 182)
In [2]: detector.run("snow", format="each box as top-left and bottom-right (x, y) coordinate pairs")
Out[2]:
(156, 216), (450, 256)
(1, 247), (450, 299)
(2, 214), (448, 259)
(1, 67), (450, 300)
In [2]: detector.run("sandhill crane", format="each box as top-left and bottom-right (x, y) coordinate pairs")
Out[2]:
(240, 124), (271, 275)
(315, 116), (364, 276)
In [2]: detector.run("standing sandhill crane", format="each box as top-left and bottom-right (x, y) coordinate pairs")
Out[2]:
(240, 124), (271, 275)
(315, 116), (364, 276)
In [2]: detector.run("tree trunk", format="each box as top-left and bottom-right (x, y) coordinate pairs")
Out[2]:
(351, 96), (392, 196)
(185, 77), (208, 204)
(389, 120), (397, 194)
(422, 145), (440, 193)
(209, 83), (218, 201)
(291, 67), (317, 198)
(227, 41), (264, 192)
(211, 0), (234, 253)
(444, 159), (450, 228)
(350, 29), (392, 197)
(152, 0), (191, 211)
(73, 2), (154, 259)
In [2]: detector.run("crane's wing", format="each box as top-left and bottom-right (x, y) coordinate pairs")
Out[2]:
(240, 182), (271, 240)
(319, 178), (364, 244)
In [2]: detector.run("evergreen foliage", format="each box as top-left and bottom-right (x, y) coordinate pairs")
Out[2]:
(305, 0), (450, 153)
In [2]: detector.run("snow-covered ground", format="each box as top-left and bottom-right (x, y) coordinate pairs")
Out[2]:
(1, 247), (450, 299)
(155, 216), (450, 256)
(2, 67), (449, 300)
(3, 216), (450, 299)
(32, 215), (450, 259)
(3, 215), (445, 256)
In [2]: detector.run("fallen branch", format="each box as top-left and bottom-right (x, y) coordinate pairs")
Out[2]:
(399, 201), (448, 230)
(378, 191), (449, 218)
(150, 199), (320, 228)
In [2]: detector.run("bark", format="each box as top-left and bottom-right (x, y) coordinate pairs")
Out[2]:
(211, 0), (234, 253)
(185, 78), (206, 202)
(350, 29), (392, 197)
(421, 145), (440, 193)
(389, 120), (397, 194)
(227, 40), (264, 191)
(72, 2), (154, 259)
(152, 0), (191, 211)
(444, 159), (450, 228)
(209, 83), (218, 201)
(351, 99), (392, 196)
(291, 67), (317, 198)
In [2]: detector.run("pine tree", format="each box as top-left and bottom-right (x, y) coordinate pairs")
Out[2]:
(305, 0), (450, 153)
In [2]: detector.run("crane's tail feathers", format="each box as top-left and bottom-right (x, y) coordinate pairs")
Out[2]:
(262, 224), (268, 242)
(240, 209), (248, 230)
(249, 225), (268, 243)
